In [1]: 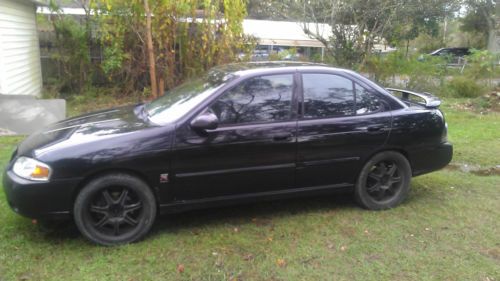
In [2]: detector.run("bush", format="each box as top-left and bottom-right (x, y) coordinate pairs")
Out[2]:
(445, 76), (486, 98)
(361, 49), (498, 99)
(463, 49), (500, 85)
(361, 51), (447, 93)
(405, 55), (448, 92)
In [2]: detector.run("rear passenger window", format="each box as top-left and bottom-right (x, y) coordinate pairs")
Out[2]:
(302, 74), (355, 118)
(355, 84), (384, 114)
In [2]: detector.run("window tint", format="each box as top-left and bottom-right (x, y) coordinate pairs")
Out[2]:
(302, 74), (355, 118)
(355, 84), (384, 114)
(210, 74), (293, 125)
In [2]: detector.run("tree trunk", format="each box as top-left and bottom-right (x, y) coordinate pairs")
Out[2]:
(487, 0), (500, 53)
(405, 39), (410, 58)
(158, 77), (165, 96)
(144, 0), (158, 98)
(487, 29), (498, 53)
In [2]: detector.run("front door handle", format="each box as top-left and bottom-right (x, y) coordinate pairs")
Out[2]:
(367, 125), (382, 131)
(272, 133), (292, 141)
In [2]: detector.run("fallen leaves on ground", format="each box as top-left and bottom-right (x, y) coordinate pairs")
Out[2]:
(276, 258), (286, 267)
(242, 253), (254, 261)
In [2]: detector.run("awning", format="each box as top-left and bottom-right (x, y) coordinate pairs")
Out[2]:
(243, 19), (331, 48)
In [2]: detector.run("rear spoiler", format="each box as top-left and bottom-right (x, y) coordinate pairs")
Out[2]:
(386, 88), (441, 108)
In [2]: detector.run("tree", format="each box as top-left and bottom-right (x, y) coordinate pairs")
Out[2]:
(461, 0), (499, 52)
(298, 0), (405, 66)
(261, 0), (457, 67)
(98, 0), (249, 96)
(47, 0), (93, 94)
(246, 0), (286, 20)
(384, 0), (460, 57)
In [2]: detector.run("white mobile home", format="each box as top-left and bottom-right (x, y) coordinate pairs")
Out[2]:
(0, 0), (44, 97)
(0, 0), (65, 135)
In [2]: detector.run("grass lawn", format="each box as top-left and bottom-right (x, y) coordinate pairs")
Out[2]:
(0, 98), (498, 281)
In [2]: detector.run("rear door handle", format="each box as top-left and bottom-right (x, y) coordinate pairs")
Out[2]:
(272, 133), (292, 141)
(367, 125), (384, 133)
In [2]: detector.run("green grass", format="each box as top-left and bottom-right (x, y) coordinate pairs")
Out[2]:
(442, 99), (500, 167)
(0, 99), (498, 280)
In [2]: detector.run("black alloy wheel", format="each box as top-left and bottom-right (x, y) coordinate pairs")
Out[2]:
(87, 187), (142, 236)
(74, 174), (156, 246)
(355, 151), (411, 210)
(365, 160), (403, 202)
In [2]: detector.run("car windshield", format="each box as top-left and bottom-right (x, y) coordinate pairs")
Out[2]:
(430, 49), (443, 55)
(145, 70), (235, 125)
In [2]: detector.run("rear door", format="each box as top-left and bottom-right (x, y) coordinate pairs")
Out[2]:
(296, 72), (392, 188)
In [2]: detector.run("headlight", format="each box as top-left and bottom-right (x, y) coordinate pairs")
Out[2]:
(12, 157), (52, 181)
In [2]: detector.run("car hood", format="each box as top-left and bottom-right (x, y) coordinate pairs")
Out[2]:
(16, 104), (153, 158)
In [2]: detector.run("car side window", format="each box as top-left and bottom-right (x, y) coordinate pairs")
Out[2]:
(210, 74), (293, 125)
(438, 49), (450, 56)
(302, 73), (355, 118)
(355, 83), (384, 114)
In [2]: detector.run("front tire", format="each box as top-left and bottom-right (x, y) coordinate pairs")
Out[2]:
(74, 174), (156, 246)
(355, 151), (411, 210)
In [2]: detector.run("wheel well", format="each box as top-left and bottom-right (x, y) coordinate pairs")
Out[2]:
(71, 169), (159, 211)
(365, 148), (412, 170)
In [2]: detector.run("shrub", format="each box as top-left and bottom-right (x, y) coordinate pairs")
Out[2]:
(463, 49), (500, 85)
(445, 76), (486, 98)
(361, 51), (447, 93)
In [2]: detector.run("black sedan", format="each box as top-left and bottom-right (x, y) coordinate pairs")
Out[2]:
(3, 62), (452, 245)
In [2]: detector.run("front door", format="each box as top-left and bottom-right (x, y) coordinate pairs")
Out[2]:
(296, 72), (392, 188)
(172, 73), (298, 201)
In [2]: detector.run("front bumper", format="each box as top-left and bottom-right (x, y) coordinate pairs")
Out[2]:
(2, 170), (81, 219)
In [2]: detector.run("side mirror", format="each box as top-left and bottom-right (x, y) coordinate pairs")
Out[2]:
(190, 112), (219, 131)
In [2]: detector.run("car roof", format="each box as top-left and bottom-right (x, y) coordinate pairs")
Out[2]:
(430, 47), (470, 55)
(211, 61), (346, 77)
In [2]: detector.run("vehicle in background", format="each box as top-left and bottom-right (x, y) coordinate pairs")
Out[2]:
(425, 47), (472, 65)
(430, 47), (471, 58)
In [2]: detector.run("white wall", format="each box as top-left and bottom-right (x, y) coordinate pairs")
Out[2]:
(0, 0), (42, 97)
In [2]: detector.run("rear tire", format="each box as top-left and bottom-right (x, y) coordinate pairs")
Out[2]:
(355, 151), (411, 210)
(74, 174), (156, 246)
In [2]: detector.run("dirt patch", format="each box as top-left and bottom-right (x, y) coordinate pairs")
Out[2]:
(446, 163), (500, 176)
(481, 247), (500, 261)
(451, 91), (500, 113)
(471, 166), (500, 176)
(477, 91), (500, 113)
